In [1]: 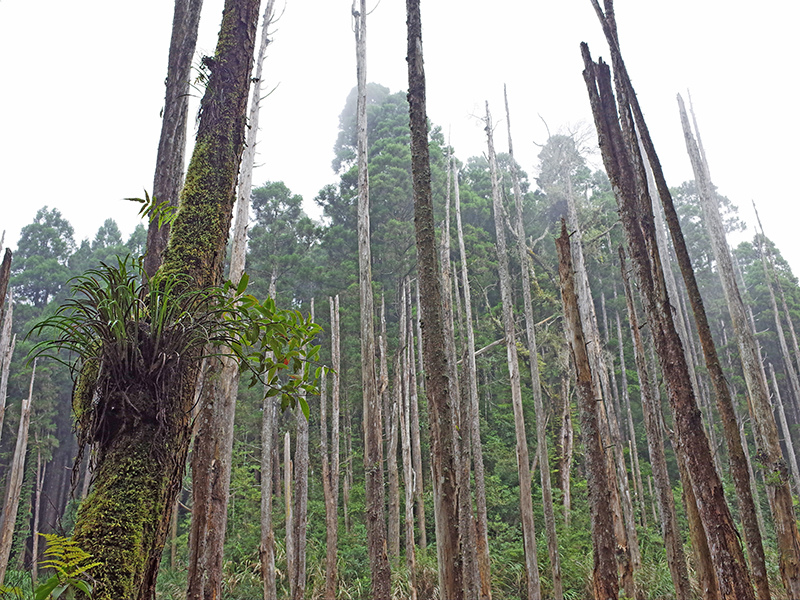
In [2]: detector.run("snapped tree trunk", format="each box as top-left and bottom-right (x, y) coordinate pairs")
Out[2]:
(406, 0), (463, 594)
(144, 0), (204, 276)
(0, 297), (15, 443)
(72, 2), (261, 597)
(556, 223), (618, 600)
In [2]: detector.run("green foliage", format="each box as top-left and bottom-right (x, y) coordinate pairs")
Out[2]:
(125, 191), (178, 232)
(34, 534), (100, 600)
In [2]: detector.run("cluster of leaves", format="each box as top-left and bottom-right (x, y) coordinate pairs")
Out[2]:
(27, 255), (323, 431)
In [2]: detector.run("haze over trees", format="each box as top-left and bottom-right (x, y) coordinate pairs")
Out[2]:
(2, 1), (800, 599)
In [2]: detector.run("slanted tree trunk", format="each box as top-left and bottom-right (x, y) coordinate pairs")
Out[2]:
(677, 93), (788, 597)
(407, 0), (463, 594)
(769, 363), (800, 498)
(73, 3), (261, 598)
(454, 161), (492, 599)
(620, 249), (691, 600)
(320, 296), (341, 600)
(556, 223), (618, 600)
(485, 102), (541, 600)
(144, 0), (204, 276)
(260, 276), (278, 600)
(353, 1), (391, 595)
(505, 88), (562, 600)
(580, 32), (754, 598)
(0, 360), (36, 585)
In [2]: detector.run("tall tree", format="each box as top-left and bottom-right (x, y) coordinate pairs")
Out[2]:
(70, 2), (263, 597)
(407, 0), (463, 595)
(144, 0), (204, 276)
(352, 1), (391, 596)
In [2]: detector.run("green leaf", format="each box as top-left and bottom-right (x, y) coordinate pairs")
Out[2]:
(35, 575), (60, 600)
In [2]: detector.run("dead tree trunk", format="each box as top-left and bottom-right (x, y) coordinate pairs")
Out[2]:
(407, 0), (463, 594)
(144, 0), (204, 276)
(454, 161), (492, 599)
(486, 102), (541, 600)
(769, 363), (800, 499)
(0, 360), (36, 585)
(31, 445), (45, 583)
(557, 374), (574, 526)
(353, 2), (391, 595)
(620, 249), (691, 600)
(260, 276), (278, 600)
(557, 223), (618, 600)
(320, 296), (341, 600)
(0, 297), (14, 443)
(406, 282), (427, 551)
(677, 93), (789, 597)
(580, 33), (754, 599)
(505, 87), (562, 600)
(381, 295), (401, 562)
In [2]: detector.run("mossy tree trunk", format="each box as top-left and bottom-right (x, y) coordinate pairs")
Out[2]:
(72, 2), (260, 598)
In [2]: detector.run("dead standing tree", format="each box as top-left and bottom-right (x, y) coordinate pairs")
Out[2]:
(580, 23), (754, 598)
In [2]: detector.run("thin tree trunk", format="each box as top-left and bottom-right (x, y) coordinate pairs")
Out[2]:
(407, 1), (463, 594)
(505, 87), (562, 600)
(406, 282), (426, 551)
(581, 34), (754, 599)
(769, 363), (800, 498)
(620, 249), (691, 600)
(0, 360), (35, 585)
(320, 296), (340, 600)
(353, 1), (391, 595)
(382, 295), (401, 562)
(454, 162), (491, 598)
(0, 297), (15, 443)
(144, 0), (204, 276)
(31, 447), (45, 583)
(260, 276), (278, 600)
(677, 93), (789, 597)
(170, 500), (179, 571)
(556, 223), (618, 600)
(291, 345), (309, 600)
(284, 431), (293, 595)
(486, 102), (540, 600)
(0, 249), (11, 321)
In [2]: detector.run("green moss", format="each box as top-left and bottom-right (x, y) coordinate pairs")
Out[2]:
(73, 359), (99, 426)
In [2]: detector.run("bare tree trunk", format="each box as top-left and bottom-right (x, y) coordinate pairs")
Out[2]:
(0, 297), (15, 443)
(769, 363), (800, 498)
(677, 93), (790, 597)
(485, 103), (540, 600)
(284, 431), (294, 596)
(407, 1), (463, 595)
(620, 249), (691, 600)
(353, 3), (390, 595)
(291, 370), (309, 599)
(0, 360), (35, 585)
(581, 34), (754, 599)
(381, 296), (401, 562)
(0, 249), (11, 320)
(399, 287), (418, 600)
(170, 500), (179, 571)
(454, 162), (492, 599)
(557, 375), (573, 526)
(260, 276), (278, 600)
(556, 223), (618, 600)
(31, 447), (45, 583)
(505, 88), (562, 600)
(407, 283), (426, 552)
(144, 0), (204, 276)
(320, 296), (341, 600)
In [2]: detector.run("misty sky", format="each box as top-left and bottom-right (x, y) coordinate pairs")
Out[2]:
(1, 1), (797, 274)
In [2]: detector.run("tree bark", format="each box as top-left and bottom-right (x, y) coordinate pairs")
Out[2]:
(407, 1), (463, 595)
(144, 0), (204, 276)
(454, 161), (492, 599)
(31, 447), (45, 583)
(580, 34), (754, 599)
(260, 277), (278, 600)
(486, 102), (541, 600)
(0, 249), (11, 319)
(290, 349), (309, 600)
(407, 282), (427, 551)
(769, 363), (800, 498)
(284, 431), (293, 594)
(0, 297), (14, 444)
(353, 2), (391, 596)
(556, 223), (618, 600)
(620, 249), (691, 600)
(381, 295), (401, 562)
(0, 360), (35, 585)
(505, 88), (562, 600)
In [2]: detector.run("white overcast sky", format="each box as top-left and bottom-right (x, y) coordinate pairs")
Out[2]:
(1, 1), (798, 275)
